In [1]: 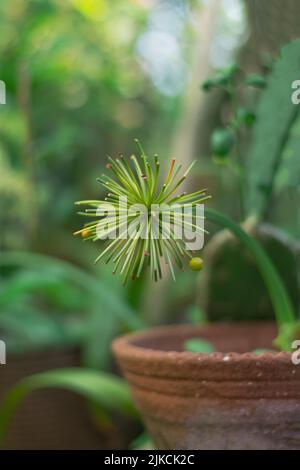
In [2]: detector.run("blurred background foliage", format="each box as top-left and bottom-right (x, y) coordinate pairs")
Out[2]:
(0, 0), (300, 449)
(0, 0), (248, 356)
(1, 0), (300, 360)
(0, 0), (184, 346)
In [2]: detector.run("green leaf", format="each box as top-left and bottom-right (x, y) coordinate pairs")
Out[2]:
(0, 368), (139, 447)
(245, 74), (267, 89)
(202, 64), (238, 91)
(202, 78), (215, 92)
(274, 113), (300, 190)
(252, 348), (276, 355)
(0, 269), (88, 311)
(0, 304), (69, 351)
(184, 338), (215, 353)
(130, 432), (154, 450)
(0, 252), (144, 330)
(0, 270), (58, 305)
(246, 40), (300, 217)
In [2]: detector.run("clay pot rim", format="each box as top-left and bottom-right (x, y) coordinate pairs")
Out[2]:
(112, 322), (291, 366)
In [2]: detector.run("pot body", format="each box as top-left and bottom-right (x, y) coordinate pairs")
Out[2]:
(113, 323), (300, 450)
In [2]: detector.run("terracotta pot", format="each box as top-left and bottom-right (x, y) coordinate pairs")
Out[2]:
(0, 348), (138, 449)
(113, 322), (300, 450)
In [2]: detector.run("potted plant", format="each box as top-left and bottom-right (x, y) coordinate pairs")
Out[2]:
(2, 40), (300, 451)
(71, 129), (300, 448)
(1, 138), (299, 449)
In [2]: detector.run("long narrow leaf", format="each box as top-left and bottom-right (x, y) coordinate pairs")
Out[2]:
(0, 368), (139, 447)
(0, 251), (144, 330)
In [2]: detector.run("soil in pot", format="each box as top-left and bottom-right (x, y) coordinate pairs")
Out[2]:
(113, 322), (300, 450)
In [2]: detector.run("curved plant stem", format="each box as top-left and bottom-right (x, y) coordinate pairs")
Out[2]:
(205, 208), (297, 349)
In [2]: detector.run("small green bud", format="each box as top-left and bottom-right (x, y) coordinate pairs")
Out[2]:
(202, 64), (238, 92)
(211, 128), (234, 158)
(236, 108), (256, 127)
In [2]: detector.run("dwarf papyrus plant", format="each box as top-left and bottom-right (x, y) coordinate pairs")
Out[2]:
(74, 141), (210, 284)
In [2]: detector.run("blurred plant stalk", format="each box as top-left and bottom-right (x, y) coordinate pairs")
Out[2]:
(142, 0), (222, 324)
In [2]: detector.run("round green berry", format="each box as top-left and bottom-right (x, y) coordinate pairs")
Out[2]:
(189, 257), (204, 271)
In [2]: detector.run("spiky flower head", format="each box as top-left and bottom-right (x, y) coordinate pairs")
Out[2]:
(74, 141), (210, 284)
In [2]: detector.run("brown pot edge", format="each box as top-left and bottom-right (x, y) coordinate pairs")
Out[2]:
(112, 322), (291, 366)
